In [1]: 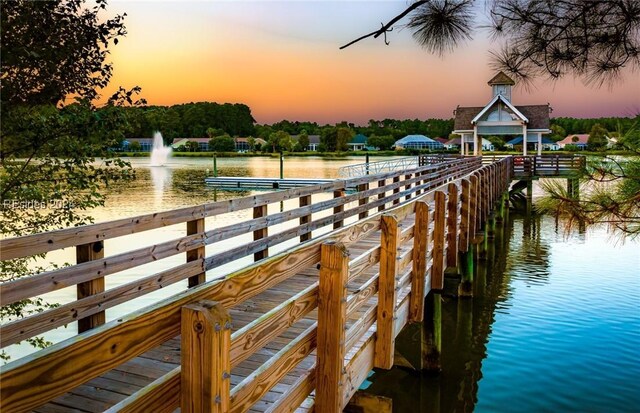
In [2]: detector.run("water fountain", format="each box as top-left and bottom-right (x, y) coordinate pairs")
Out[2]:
(149, 131), (172, 166)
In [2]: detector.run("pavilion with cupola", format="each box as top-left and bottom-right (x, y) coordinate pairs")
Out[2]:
(453, 72), (551, 156)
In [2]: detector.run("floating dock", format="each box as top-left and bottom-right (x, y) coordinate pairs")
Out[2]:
(204, 176), (358, 190)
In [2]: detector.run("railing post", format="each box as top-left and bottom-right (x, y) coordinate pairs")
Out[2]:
(375, 214), (399, 369)
(404, 173), (412, 201)
(459, 179), (471, 253)
(299, 195), (312, 242)
(445, 183), (459, 269)
(358, 183), (369, 220)
(377, 179), (386, 212)
(431, 192), (446, 290)
(392, 176), (400, 205)
(253, 205), (268, 261)
(410, 201), (429, 322)
(316, 241), (349, 413)
(181, 300), (231, 413)
(187, 218), (206, 287)
(76, 241), (105, 333)
(333, 189), (345, 229)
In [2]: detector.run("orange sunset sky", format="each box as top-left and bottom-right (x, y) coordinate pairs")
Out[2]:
(102, 1), (640, 124)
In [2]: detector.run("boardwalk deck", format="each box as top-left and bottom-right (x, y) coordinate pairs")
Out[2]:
(1, 155), (583, 412)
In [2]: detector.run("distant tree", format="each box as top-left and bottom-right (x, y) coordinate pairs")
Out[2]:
(129, 141), (142, 152)
(368, 135), (396, 150)
(268, 131), (290, 153)
(588, 124), (608, 150)
(1, 0), (141, 360)
(336, 127), (354, 152)
(342, 0), (639, 87)
(209, 135), (235, 152)
(280, 135), (295, 152)
(486, 135), (506, 151)
(550, 124), (567, 142)
(185, 141), (200, 152)
(320, 128), (338, 152)
(247, 136), (256, 152)
(298, 130), (310, 152)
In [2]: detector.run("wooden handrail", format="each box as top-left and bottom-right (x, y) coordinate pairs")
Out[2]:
(0, 157), (514, 413)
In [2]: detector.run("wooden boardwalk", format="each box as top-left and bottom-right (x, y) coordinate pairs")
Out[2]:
(0, 155), (582, 412)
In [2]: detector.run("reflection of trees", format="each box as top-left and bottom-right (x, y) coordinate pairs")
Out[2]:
(505, 212), (551, 286)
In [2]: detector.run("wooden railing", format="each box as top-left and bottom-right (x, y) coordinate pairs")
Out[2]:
(0, 156), (512, 412)
(482, 154), (585, 177)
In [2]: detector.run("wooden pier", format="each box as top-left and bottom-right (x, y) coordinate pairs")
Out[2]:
(0, 155), (582, 413)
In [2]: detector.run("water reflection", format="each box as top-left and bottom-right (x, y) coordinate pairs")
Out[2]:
(366, 212), (640, 412)
(150, 166), (172, 207)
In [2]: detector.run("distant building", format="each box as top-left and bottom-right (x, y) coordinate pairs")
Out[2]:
(557, 134), (589, 150)
(291, 135), (321, 151)
(434, 137), (449, 145)
(506, 136), (559, 151)
(348, 134), (368, 151)
(445, 137), (494, 151)
(394, 135), (444, 151)
(122, 138), (154, 151)
(172, 137), (209, 151)
(453, 71), (551, 156)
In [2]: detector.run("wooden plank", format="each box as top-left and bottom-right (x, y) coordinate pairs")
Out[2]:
(348, 246), (380, 282)
(1, 260), (203, 348)
(431, 191), (446, 290)
(299, 195), (312, 242)
(253, 205), (269, 261)
(315, 241), (349, 413)
(346, 274), (378, 317)
(230, 325), (317, 413)
(230, 283), (318, 368)
(404, 174), (412, 201)
(263, 366), (316, 413)
(76, 241), (105, 333)
(187, 218), (206, 287)
(375, 214), (398, 369)
(446, 183), (459, 269)
(343, 332), (375, 408)
(0, 242), (320, 412)
(181, 301), (231, 413)
(410, 201), (429, 322)
(105, 368), (180, 413)
(1, 232), (204, 306)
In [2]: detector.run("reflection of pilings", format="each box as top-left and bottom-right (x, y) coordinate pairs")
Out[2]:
(526, 180), (533, 215)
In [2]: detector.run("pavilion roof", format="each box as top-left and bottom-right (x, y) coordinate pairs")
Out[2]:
(488, 71), (515, 86)
(453, 104), (550, 131)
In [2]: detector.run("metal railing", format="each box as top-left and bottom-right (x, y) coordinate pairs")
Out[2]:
(338, 155), (461, 178)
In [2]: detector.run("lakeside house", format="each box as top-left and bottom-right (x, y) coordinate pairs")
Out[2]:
(121, 138), (154, 152)
(290, 135), (321, 151)
(394, 135), (444, 150)
(452, 71), (551, 155)
(348, 134), (368, 151)
(557, 134), (589, 150)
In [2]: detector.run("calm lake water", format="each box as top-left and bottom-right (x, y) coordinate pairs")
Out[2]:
(4, 156), (640, 413)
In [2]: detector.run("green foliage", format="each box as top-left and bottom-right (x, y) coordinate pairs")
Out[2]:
(129, 141), (142, 152)
(588, 123), (608, 150)
(267, 130), (290, 153)
(208, 135), (235, 152)
(336, 127), (353, 152)
(2, 2), (144, 362)
(367, 135), (396, 150)
(539, 117), (640, 237)
(184, 141), (200, 152)
(297, 130), (310, 152)
(1, 0), (127, 106)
